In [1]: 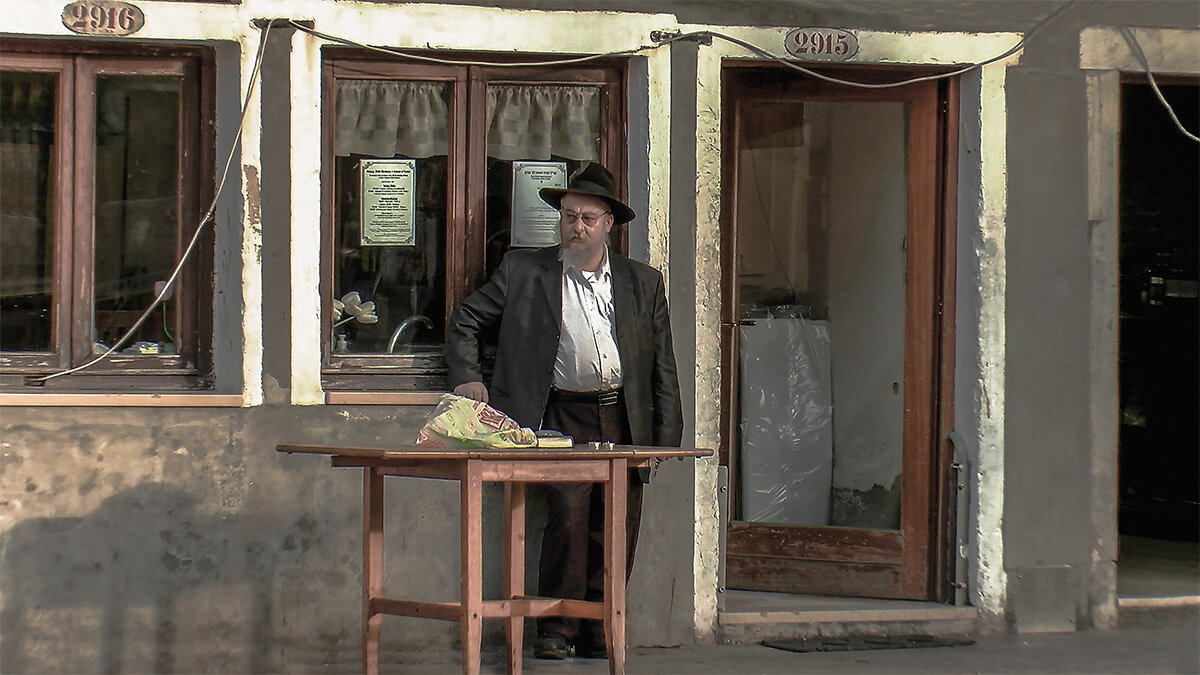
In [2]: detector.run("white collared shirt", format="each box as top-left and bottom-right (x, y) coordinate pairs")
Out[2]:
(553, 250), (623, 391)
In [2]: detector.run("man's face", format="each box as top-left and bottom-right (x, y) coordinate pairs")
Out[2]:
(559, 192), (613, 265)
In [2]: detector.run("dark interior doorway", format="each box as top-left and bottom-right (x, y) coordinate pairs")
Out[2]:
(1117, 79), (1198, 550)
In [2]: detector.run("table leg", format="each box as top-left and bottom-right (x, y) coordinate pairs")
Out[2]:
(461, 460), (483, 675)
(604, 459), (628, 675)
(503, 482), (526, 674)
(363, 468), (384, 675)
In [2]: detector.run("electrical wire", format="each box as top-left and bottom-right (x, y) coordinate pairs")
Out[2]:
(1118, 26), (1200, 143)
(28, 21), (275, 385)
(288, 0), (1082, 88)
(287, 19), (676, 67)
(696, 0), (1085, 89)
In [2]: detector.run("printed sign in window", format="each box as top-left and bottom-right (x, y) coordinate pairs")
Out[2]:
(511, 161), (567, 247)
(360, 159), (417, 246)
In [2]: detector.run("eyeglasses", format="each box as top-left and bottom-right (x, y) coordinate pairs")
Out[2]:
(560, 209), (610, 226)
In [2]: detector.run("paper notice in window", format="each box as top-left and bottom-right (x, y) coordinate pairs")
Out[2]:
(511, 161), (567, 248)
(360, 159), (417, 246)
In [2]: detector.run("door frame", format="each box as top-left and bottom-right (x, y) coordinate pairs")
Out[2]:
(1081, 25), (1200, 628)
(717, 63), (959, 601)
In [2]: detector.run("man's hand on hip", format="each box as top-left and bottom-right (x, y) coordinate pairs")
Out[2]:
(453, 381), (489, 403)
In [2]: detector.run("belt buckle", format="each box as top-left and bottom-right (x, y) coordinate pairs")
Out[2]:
(597, 390), (619, 406)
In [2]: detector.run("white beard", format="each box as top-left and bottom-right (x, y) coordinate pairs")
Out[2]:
(560, 232), (610, 269)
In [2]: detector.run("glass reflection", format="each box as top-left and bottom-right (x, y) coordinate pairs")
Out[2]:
(0, 71), (57, 353)
(332, 80), (449, 355)
(92, 74), (181, 355)
(736, 100), (907, 530)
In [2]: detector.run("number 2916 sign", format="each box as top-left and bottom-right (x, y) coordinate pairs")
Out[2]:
(784, 28), (859, 61)
(62, 1), (145, 36)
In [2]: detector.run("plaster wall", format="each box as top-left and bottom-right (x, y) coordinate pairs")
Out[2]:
(1, 2), (693, 671)
(1, 404), (701, 673)
(1, 405), (583, 671)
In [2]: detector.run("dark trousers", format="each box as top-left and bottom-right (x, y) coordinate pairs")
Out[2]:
(536, 392), (643, 643)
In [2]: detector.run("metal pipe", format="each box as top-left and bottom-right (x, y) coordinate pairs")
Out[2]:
(948, 429), (971, 606)
(387, 315), (432, 352)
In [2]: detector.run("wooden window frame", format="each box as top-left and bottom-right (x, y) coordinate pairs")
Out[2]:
(0, 41), (215, 391)
(320, 51), (627, 392)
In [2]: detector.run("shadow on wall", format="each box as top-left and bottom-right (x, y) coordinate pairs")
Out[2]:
(1, 482), (276, 673)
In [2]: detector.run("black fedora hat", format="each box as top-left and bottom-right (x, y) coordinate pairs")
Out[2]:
(538, 162), (636, 225)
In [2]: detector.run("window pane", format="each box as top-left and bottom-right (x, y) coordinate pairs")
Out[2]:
(484, 84), (600, 278)
(332, 80), (449, 355)
(0, 71), (57, 352)
(92, 75), (181, 355)
(736, 100), (907, 530)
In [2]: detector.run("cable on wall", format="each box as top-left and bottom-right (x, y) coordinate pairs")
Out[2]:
(288, 0), (1083, 89)
(27, 20), (276, 385)
(1118, 26), (1200, 143)
(286, 19), (683, 67)
(688, 0), (1085, 89)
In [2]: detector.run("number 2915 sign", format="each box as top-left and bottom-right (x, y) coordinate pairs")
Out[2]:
(784, 28), (859, 61)
(62, 1), (145, 36)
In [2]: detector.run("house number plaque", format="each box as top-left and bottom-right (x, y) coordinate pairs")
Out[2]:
(62, 1), (145, 36)
(784, 28), (859, 61)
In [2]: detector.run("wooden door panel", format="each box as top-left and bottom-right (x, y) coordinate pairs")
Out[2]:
(726, 522), (901, 564)
(726, 556), (911, 599)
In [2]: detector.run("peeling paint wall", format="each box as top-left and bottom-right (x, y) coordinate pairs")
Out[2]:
(2, 406), (425, 672)
(0, 403), (700, 671)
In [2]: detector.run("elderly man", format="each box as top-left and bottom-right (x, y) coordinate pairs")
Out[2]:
(446, 162), (683, 660)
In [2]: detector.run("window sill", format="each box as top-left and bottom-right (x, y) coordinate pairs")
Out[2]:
(0, 393), (245, 407)
(325, 391), (445, 406)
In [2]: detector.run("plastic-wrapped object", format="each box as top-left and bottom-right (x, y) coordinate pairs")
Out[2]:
(415, 394), (537, 448)
(739, 308), (833, 525)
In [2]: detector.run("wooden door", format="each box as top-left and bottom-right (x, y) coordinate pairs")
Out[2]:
(720, 65), (956, 600)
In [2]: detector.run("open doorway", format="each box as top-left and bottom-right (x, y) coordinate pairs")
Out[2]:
(1116, 77), (1199, 600)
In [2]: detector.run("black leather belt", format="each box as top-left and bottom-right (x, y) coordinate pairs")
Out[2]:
(550, 387), (622, 406)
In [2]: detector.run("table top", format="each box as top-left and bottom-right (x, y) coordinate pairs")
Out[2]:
(276, 444), (713, 461)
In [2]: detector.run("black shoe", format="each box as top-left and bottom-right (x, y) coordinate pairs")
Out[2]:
(575, 632), (607, 659)
(533, 633), (571, 660)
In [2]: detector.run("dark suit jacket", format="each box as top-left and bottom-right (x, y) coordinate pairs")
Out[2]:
(446, 246), (683, 449)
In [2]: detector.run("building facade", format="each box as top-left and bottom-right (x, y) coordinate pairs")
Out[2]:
(2, 0), (1196, 671)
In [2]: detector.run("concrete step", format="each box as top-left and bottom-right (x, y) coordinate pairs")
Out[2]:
(718, 590), (977, 644)
(1117, 594), (1200, 629)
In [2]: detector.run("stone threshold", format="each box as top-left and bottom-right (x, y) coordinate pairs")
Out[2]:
(718, 590), (978, 643)
(1118, 595), (1200, 609)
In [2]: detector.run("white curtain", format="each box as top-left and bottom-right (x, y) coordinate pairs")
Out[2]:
(335, 80), (449, 158)
(335, 81), (600, 161)
(487, 85), (599, 161)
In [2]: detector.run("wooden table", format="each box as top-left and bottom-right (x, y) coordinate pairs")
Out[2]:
(276, 444), (711, 675)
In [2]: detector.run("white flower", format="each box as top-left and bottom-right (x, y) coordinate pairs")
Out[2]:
(333, 291), (378, 327)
